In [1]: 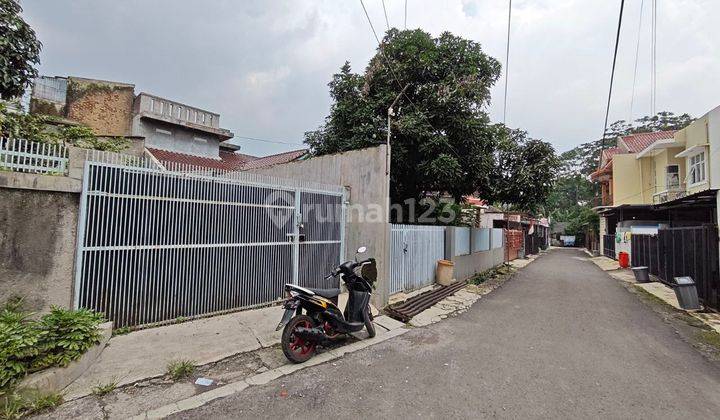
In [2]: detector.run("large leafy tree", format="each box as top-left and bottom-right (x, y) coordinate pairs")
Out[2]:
(306, 29), (502, 205)
(0, 0), (41, 99)
(489, 125), (558, 211)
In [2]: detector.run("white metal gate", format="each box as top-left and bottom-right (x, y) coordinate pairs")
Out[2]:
(390, 224), (446, 294)
(74, 156), (345, 328)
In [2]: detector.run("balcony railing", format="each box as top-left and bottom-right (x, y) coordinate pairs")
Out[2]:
(652, 186), (686, 205)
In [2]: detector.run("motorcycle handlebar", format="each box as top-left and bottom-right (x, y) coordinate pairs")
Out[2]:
(325, 258), (375, 280)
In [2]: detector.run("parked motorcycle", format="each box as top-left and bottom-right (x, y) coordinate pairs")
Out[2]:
(276, 246), (377, 363)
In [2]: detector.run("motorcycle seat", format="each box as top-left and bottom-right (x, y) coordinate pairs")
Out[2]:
(309, 288), (341, 299)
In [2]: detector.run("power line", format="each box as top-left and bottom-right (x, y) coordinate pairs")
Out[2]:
(233, 135), (304, 146)
(503, 0), (512, 125)
(359, 0), (444, 143)
(629, 0), (644, 122)
(598, 0), (626, 170)
(381, 0), (390, 30)
(651, 0), (657, 115)
(404, 0), (407, 29)
(358, 0), (465, 161)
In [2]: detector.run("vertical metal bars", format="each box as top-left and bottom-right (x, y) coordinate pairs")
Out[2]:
(389, 224), (446, 294)
(0, 138), (68, 174)
(75, 159), (345, 328)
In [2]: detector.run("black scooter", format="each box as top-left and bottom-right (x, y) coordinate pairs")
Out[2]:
(276, 246), (377, 363)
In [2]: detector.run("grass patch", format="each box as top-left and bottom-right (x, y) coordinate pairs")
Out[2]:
(468, 263), (514, 285)
(0, 389), (63, 419)
(111, 327), (132, 336)
(91, 380), (118, 397)
(632, 286), (671, 307)
(166, 360), (195, 381)
(696, 330), (720, 350)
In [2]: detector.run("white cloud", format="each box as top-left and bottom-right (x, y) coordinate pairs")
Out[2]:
(21, 0), (720, 156)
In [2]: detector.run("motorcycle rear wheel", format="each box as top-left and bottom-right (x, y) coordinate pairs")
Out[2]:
(282, 315), (317, 363)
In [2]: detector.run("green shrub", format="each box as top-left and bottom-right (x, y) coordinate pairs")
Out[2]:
(31, 308), (105, 371)
(0, 311), (42, 389)
(0, 103), (130, 152)
(0, 307), (104, 390)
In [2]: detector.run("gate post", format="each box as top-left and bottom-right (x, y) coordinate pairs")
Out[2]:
(291, 188), (301, 285)
(72, 160), (91, 309)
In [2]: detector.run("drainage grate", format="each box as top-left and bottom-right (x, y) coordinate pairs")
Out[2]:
(384, 280), (468, 322)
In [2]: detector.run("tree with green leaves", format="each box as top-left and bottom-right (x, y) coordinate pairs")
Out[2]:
(305, 29), (502, 207)
(488, 125), (559, 212)
(0, 0), (42, 100)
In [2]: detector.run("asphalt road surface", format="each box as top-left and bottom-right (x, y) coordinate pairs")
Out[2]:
(173, 248), (720, 419)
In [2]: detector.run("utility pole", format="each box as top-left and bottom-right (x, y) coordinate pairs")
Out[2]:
(387, 84), (410, 175)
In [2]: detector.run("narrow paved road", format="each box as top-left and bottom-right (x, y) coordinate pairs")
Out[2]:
(175, 249), (720, 419)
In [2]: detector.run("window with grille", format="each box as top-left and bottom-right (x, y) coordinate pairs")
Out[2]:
(689, 152), (706, 185)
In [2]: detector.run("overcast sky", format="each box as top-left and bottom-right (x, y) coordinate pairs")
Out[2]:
(21, 0), (720, 157)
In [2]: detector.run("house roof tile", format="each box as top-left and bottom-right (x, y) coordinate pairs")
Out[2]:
(620, 130), (676, 153)
(146, 147), (257, 171)
(239, 149), (308, 170)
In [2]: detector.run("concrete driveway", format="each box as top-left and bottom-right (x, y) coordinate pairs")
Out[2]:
(171, 248), (720, 419)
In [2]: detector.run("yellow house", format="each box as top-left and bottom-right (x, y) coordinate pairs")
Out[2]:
(673, 109), (716, 197)
(610, 131), (681, 206)
(609, 104), (720, 206)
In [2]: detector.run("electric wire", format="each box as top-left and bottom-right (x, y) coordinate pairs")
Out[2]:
(382, 0), (390, 30)
(629, 0), (644, 123)
(503, 0), (512, 125)
(233, 135), (304, 146)
(404, 0), (407, 29)
(358, 0), (442, 139)
(598, 0), (626, 170)
(651, 0), (657, 115)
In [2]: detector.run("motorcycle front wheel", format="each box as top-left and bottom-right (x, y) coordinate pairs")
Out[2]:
(281, 315), (317, 363)
(364, 305), (376, 338)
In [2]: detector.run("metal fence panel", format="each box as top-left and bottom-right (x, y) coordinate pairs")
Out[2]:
(0, 138), (68, 174)
(632, 226), (719, 311)
(471, 228), (490, 252)
(491, 228), (504, 249)
(454, 227), (471, 256)
(390, 224), (446, 294)
(603, 234), (616, 259)
(75, 159), (345, 328)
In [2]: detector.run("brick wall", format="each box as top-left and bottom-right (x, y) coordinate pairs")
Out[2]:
(504, 229), (523, 261)
(65, 78), (135, 136)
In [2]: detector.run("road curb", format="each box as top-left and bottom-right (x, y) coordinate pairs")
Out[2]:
(132, 327), (408, 419)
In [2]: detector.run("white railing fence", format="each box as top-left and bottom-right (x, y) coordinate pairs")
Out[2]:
(0, 138), (68, 175)
(390, 224), (446, 294)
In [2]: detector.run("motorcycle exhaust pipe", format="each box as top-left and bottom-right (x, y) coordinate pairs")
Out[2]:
(295, 326), (328, 344)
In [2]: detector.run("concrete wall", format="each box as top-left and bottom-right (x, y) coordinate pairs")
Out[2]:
(451, 247), (505, 281)
(0, 188), (78, 313)
(134, 93), (221, 130)
(613, 153), (644, 205)
(248, 145), (392, 307)
(132, 117), (221, 158)
(65, 77), (135, 137)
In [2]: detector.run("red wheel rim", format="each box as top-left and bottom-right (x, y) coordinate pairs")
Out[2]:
(289, 320), (316, 355)
(324, 322), (340, 339)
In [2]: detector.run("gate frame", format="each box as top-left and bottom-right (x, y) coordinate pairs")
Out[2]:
(72, 158), (346, 322)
